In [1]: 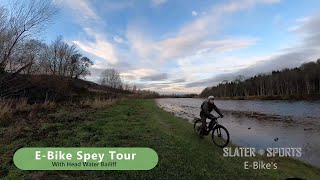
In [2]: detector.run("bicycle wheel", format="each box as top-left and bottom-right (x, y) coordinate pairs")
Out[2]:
(211, 125), (229, 148)
(193, 119), (202, 135)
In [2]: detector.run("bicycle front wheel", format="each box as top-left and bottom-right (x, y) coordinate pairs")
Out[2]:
(211, 125), (229, 148)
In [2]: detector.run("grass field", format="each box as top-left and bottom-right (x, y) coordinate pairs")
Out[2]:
(1, 99), (319, 179)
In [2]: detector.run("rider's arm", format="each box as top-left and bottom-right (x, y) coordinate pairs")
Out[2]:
(212, 103), (223, 117)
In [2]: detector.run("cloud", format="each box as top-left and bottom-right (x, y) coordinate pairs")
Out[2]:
(113, 35), (125, 44)
(55, 0), (292, 94)
(121, 0), (283, 93)
(120, 68), (156, 80)
(295, 16), (311, 23)
(127, 26), (257, 63)
(172, 78), (186, 83)
(140, 82), (201, 94)
(214, 0), (281, 13)
(185, 80), (212, 88)
(290, 16), (319, 34)
(55, 0), (120, 67)
(141, 73), (169, 81)
(184, 50), (316, 88)
(192, 11), (198, 16)
(86, 67), (105, 82)
(291, 15), (320, 48)
(102, 1), (134, 12)
(126, 27), (158, 61)
(72, 28), (118, 65)
(151, 0), (168, 7)
(185, 14), (320, 88)
(127, 0), (277, 63)
(157, 37), (257, 63)
(53, 0), (100, 24)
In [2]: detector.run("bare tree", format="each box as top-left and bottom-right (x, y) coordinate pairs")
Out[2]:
(132, 85), (137, 92)
(11, 39), (47, 74)
(47, 35), (62, 75)
(73, 56), (93, 79)
(46, 36), (77, 76)
(99, 68), (123, 89)
(0, 0), (58, 74)
(124, 84), (130, 91)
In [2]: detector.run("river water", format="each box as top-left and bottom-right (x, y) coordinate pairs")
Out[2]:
(156, 98), (320, 167)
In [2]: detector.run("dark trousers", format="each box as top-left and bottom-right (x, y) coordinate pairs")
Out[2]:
(200, 111), (207, 134)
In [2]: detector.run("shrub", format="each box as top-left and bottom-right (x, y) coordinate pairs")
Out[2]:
(81, 98), (114, 109)
(40, 100), (56, 110)
(0, 99), (13, 127)
(15, 98), (33, 112)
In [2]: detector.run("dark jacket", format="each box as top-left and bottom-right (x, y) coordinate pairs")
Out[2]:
(200, 100), (223, 119)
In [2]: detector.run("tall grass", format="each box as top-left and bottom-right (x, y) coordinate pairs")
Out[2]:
(0, 97), (114, 127)
(15, 98), (33, 112)
(81, 98), (114, 109)
(0, 99), (12, 126)
(40, 100), (56, 109)
(0, 98), (56, 127)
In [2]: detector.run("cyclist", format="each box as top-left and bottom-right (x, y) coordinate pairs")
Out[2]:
(200, 95), (224, 138)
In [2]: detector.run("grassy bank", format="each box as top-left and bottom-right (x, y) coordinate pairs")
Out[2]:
(1, 99), (319, 179)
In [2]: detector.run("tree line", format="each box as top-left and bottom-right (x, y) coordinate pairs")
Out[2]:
(200, 59), (320, 99)
(98, 68), (160, 97)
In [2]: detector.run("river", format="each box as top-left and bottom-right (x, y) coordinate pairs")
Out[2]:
(156, 98), (320, 167)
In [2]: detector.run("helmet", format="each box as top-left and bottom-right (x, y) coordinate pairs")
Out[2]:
(208, 95), (215, 100)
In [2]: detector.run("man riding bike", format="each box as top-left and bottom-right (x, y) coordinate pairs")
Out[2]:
(200, 95), (224, 138)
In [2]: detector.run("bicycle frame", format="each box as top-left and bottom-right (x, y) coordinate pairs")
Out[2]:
(203, 117), (220, 135)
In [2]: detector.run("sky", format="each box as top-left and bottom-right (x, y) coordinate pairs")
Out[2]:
(5, 0), (320, 94)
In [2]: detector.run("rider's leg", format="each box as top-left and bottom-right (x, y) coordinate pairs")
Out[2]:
(200, 112), (206, 135)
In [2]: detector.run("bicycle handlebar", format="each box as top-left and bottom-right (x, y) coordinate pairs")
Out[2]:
(211, 116), (221, 120)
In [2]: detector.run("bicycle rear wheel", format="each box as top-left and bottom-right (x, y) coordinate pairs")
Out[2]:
(211, 125), (229, 148)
